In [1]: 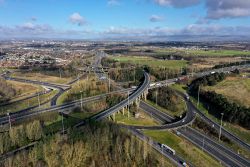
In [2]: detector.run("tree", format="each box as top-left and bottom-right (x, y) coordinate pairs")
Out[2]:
(9, 125), (27, 147)
(26, 120), (43, 141)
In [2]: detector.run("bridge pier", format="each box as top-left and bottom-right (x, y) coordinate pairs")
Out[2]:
(122, 107), (125, 115)
(135, 97), (140, 108)
(127, 106), (130, 119)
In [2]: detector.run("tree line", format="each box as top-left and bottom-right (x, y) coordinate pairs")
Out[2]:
(189, 72), (250, 129)
(1, 122), (163, 167)
(213, 60), (250, 69)
(0, 120), (43, 155)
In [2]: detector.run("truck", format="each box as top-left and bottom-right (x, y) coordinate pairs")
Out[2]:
(161, 144), (176, 155)
(210, 71), (215, 74)
(184, 93), (190, 100)
(150, 83), (156, 87)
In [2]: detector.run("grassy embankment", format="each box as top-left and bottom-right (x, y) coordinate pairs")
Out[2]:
(143, 130), (222, 167)
(6, 80), (44, 101)
(0, 90), (58, 115)
(114, 108), (158, 126)
(11, 71), (72, 84)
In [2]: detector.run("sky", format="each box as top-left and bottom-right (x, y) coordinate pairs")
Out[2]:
(1, 0), (250, 39)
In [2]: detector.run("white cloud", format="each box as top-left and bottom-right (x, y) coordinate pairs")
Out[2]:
(154, 0), (200, 8)
(150, 15), (164, 22)
(100, 25), (250, 37)
(0, 23), (93, 39)
(1, 23), (250, 40)
(31, 17), (37, 22)
(205, 0), (250, 19)
(107, 0), (120, 6)
(69, 13), (86, 26)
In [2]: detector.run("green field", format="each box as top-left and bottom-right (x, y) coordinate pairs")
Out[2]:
(203, 76), (250, 107)
(112, 56), (188, 69)
(169, 84), (188, 93)
(143, 130), (222, 167)
(156, 49), (250, 57)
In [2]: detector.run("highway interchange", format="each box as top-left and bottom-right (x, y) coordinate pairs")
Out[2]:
(0, 56), (250, 166)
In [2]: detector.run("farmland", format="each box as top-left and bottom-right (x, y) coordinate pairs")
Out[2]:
(112, 56), (188, 69)
(156, 49), (250, 57)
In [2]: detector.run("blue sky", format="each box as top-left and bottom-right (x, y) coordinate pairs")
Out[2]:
(1, 0), (250, 39)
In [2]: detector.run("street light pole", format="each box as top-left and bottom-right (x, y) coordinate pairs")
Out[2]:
(134, 68), (136, 83)
(80, 91), (83, 109)
(197, 85), (200, 107)
(155, 90), (158, 106)
(127, 91), (130, 118)
(7, 113), (11, 129)
(202, 137), (205, 152)
(38, 92), (41, 108)
(61, 112), (64, 136)
(219, 113), (224, 141)
(109, 77), (111, 92)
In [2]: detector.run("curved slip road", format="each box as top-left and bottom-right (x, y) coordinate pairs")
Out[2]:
(137, 94), (250, 167)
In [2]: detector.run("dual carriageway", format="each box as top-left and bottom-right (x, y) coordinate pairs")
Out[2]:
(0, 57), (250, 166)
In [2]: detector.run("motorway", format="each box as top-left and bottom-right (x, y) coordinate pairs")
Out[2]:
(1, 64), (250, 148)
(128, 128), (190, 167)
(178, 127), (250, 167)
(193, 105), (250, 152)
(1, 60), (249, 166)
(137, 97), (250, 167)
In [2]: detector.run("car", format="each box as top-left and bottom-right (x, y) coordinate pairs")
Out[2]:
(156, 83), (161, 86)
(179, 161), (189, 167)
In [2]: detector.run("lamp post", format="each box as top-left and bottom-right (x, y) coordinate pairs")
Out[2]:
(61, 112), (64, 136)
(38, 92), (41, 108)
(219, 113), (224, 141)
(127, 91), (130, 118)
(7, 112), (11, 129)
(155, 89), (158, 106)
(80, 91), (83, 109)
(197, 85), (200, 107)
